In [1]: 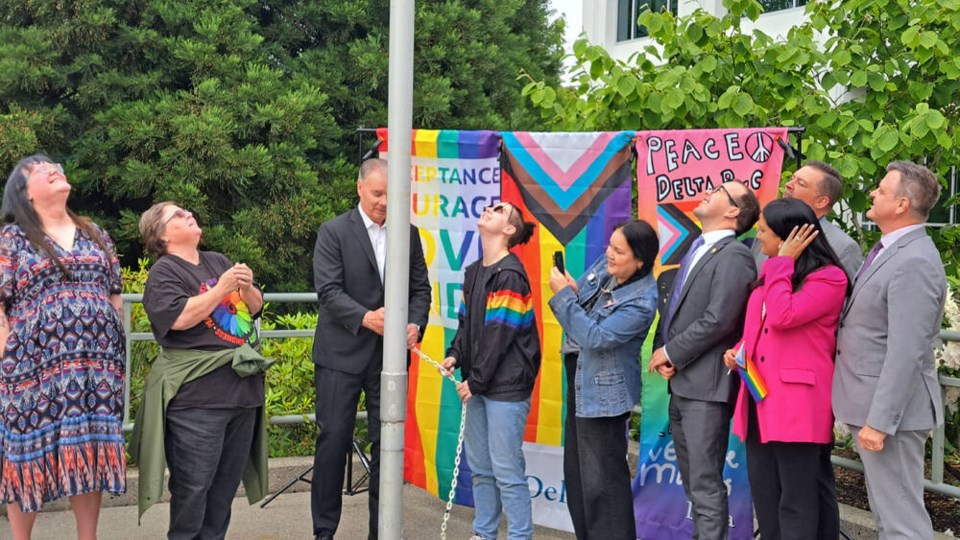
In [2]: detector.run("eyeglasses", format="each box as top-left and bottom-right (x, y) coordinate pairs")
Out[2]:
(32, 163), (64, 177)
(163, 208), (191, 225)
(711, 185), (739, 208)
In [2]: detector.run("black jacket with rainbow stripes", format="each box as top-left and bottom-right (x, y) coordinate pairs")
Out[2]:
(447, 252), (541, 400)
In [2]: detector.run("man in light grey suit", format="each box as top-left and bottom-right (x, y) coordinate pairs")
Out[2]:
(648, 181), (760, 540)
(834, 160), (946, 540)
(752, 161), (863, 279)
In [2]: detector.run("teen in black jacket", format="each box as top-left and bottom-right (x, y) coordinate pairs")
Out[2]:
(441, 202), (540, 540)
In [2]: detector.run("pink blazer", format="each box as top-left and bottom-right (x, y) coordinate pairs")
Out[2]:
(732, 257), (847, 444)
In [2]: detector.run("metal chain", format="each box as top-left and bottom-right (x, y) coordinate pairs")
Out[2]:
(412, 347), (468, 540)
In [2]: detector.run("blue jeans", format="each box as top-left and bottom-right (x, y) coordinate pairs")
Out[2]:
(464, 396), (533, 540)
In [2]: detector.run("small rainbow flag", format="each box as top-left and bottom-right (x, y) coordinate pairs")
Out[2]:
(735, 342), (769, 402)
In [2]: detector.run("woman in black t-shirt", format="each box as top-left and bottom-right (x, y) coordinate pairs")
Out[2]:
(137, 201), (265, 539)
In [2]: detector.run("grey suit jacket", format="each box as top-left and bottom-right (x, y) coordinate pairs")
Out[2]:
(821, 220), (863, 281)
(654, 235), (757, 404)
(833, 227), (946, 433)
(751, 218), (863, 281)
(311, 208), (432, 374)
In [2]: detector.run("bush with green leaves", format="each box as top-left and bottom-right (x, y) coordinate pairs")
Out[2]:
(522, 0), (959, 280)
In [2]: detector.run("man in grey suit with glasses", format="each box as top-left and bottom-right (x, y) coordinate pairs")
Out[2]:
(648, 181), (761, 540)
(833, 161), (946, 540)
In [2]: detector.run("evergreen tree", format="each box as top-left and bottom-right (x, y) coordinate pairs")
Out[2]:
(0, 0), (564, 290)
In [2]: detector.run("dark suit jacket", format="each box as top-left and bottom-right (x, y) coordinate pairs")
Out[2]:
(311, 208), (432, 374)
(654, 235), (757, 404)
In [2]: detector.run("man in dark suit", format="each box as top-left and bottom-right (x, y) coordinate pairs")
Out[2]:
(833, 161), (945, 539)
(310, 158), (432, 540)
(648, 181), (760, 540)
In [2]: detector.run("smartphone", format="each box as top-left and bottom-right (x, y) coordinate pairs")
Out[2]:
(553, 251), (565, 275)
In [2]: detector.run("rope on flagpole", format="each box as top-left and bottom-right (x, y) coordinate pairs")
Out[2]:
(412, 346), (468, 540)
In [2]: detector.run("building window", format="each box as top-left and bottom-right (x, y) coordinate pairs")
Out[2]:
(617, 0), (677, 42)
(758, 0), (809, 13)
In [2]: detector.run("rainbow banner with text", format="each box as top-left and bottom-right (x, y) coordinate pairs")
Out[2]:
(502, 131), (636, 530)
(632, 127), (789, 540)
(377, 128), (502, 506)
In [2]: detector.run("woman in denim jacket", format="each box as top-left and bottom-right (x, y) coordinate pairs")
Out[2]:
(547, 220), (659, 540)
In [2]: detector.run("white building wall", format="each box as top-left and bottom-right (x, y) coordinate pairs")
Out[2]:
(583, 1), (810, 63)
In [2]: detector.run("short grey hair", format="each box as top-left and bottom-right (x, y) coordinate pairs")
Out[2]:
(358, 158), (387, 182)
(887, 161), (941, 219)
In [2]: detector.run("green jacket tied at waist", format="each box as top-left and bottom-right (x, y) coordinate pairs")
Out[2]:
(130, 344), (275, 522)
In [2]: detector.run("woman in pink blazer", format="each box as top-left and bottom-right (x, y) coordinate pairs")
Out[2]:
(723, 198), (850, 540)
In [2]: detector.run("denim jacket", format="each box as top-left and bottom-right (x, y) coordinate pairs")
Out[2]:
(547, 255), (658, 418)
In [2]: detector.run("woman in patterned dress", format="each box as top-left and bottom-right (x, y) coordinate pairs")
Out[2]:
(0, 155), (126, 540)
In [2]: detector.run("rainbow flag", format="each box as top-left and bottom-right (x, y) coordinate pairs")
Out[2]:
(735, 342), (769, 402)
(501, 131), (635, 530)
(377, 128), (502, 505)
(500, 131), (636, 447)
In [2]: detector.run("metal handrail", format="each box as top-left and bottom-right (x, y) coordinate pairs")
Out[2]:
(120, 292), (960, 499)
(120, 292), (318, 431)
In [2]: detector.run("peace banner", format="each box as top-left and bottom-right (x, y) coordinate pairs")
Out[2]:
(632, 127), (789, 540)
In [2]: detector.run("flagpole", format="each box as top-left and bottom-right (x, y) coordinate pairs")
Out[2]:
(380, 0), (415, 537)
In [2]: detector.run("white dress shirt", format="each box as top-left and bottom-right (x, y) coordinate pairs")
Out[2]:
(688, 229), (736, 271)
(358, 204), (386, 283)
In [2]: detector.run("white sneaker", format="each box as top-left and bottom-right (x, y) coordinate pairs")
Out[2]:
(469, 535), (486, 540)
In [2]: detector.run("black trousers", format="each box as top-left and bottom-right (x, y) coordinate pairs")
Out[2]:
(165, 406), (258, 540)
(745, 402), (838, 540)
(563, 354), (636, 540)
(311, 362), (381, 540)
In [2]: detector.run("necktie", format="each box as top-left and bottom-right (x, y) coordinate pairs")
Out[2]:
(855, 240), (883, 281)
(662, 235), (705, 341)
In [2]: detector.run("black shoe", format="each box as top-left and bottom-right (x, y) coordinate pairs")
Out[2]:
(315, 533), (334, 540)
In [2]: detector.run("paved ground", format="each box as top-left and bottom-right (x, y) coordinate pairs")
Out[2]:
(0, 455), (952, 539)
(0, 487), (575, 540)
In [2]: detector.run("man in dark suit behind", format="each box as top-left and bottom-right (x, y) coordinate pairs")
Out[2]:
(752, 161), (863, 280)
(648, 181), (760, 540)
(310, 158), (432, 540)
